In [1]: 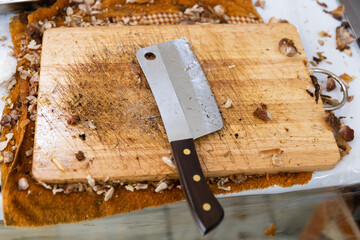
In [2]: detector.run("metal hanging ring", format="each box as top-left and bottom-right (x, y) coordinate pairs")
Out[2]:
(311, 68), (348, 111)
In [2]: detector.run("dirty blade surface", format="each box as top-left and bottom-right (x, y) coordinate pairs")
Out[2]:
(136, 38), (223, 142)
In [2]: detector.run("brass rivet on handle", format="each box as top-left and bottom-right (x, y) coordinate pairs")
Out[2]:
(183, 149), (191, 155)
(193, 174), (201, 182)
(203, 203), (211, 211)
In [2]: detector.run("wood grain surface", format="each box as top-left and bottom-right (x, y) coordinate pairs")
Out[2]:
(33, 24), (340, 183)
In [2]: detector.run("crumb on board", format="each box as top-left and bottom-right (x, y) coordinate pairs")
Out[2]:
(259, 148), (282, 159)
(253, 103), (272, 121)
(318, 40), (324, 46)
(162, 156), (175, 168)
(348, 95), (354, 102)
(278, 38), (298, 57)
(51, 157), (65, 172)
(221, 99), (232, 108)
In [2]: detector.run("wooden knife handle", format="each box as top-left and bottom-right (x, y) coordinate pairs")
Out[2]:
(170, 138), (224, 235)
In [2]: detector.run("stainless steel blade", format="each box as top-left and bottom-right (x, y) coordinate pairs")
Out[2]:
(340, 0), (360, 40)
(136, 38), (223, 142)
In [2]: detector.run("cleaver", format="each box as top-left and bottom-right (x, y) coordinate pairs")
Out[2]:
(136, 38), (224, 234)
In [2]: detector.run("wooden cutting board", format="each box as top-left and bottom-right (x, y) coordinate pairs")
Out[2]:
(33, 24), (340, 184)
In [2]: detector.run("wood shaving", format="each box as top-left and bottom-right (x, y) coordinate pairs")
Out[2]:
(312, 125), (323, 131)
(66, 7), (74, 16)
(268, 17), (288, 23)
(134, 183), (148, 190)
(27, 39), (41, 50)
(323, 112), (354, 142)
(25, 148), (33, 157)
(265, 224), (276, 237)
(52, 186), (64, 195)
(272, 151), (283, 167)
(213, 5), (225, 17)
(318, 31), (331, 38)
(254, 0), (265, 9)
(336, 26), (356, 51)
(162, 156), (175, 169)
(253, 104), (272, 121)
(339, 123), (354, 142)
(316, 0), (327, 8)
(125, 184), (134, 192)
(155, 181), (168, 193)
(306, 85), (315, 96)
(217, 177), (231, 191)
(339, 73), (355, 83)
(88, 120), (96, 129)
(3, 151), (14, 163)
(310, 75), (320, 104)
(51, 157), (65, 172)
(221, 99), (232, 108)
(344, 48), (352, 56)
(86, 175), (95, 187)
(18, 178), (29, 191)
(324, 5), (344, 21)
(259, 148), (282, 159)
(278, 38), (298, 57)
(37, 181), (52, 190)
(326, 77), (336, 91)
(104, 187), (114, 201)
(0, 132), (14, 151)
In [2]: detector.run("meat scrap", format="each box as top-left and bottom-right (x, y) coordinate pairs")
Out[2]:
(253, 103), (272, 121)
(323, 111), (354, 142)
(324, 5), (344, 21)
(336, 25), (356, 51)
(278, 38), (298, 57)
(326, 77), (336, 91)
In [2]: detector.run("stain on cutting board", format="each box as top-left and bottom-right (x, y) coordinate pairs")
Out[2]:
(33, 24), (340, 183)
